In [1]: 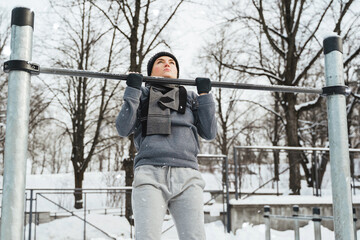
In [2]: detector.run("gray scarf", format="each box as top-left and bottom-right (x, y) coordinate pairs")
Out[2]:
(145, 84), (187, 135)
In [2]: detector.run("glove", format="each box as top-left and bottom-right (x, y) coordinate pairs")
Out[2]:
(195, 77), (211, 94)
(126, 73), (143, 90)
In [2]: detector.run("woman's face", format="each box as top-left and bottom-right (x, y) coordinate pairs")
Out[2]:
(151, 56), (178, 79)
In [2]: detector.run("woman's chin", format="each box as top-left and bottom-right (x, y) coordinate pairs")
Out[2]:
(163, 74), (176, 79)
(153, 74), (175, 79)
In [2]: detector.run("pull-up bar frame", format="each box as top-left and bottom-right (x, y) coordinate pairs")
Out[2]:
(0, 7), (355, 240)
(3, 62), (325, 94)
(38, 67), (324, 94)
(3, 61), (326, 94)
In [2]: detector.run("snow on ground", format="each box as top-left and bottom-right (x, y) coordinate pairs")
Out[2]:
(28, 213), (360, 240)
(236, 221), (352, 240)
(29, 214), (237, 240)
(31, 213), (131, 240)
(2, 169), (360, 239)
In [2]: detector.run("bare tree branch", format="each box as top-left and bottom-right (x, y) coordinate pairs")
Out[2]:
(293, 48), (322, 85)
(334, 0), (354, 34)
(252, 0), (286, 58)
(344, 47), (360, 67)
(296, 96), (323, 113)
(90, 0), (131, 40)
(239, 99), (286, 125)
(144, 0), (184, 56)
(297, 0), (332, 57)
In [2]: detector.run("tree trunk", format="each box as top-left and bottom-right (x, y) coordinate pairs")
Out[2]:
(285, 93), (301, 194)
(74, 170), (84, 209)
(122, 157), (134, 224)
(272, 97), (280, 181)
(318, 153), (329, 188)
(125, 0), (141, 221)
(99, 155), (103, 172)
(71, 123), (85, 208)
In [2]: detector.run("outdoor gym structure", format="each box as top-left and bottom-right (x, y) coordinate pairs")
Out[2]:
(0, 7), (356, 240)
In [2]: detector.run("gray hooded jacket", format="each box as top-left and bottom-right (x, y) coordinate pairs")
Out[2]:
(116, 86), (217, 170)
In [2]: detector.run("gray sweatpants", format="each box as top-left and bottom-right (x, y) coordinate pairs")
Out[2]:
(132, 165), (206, 240)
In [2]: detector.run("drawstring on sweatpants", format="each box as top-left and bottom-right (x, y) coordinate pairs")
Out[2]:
(166, 166), (171, 190)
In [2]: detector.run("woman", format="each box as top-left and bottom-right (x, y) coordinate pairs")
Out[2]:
(116, 52), (217, 240)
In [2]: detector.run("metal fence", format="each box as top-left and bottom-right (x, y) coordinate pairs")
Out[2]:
(263, 205), (358, 240)
(232, 146), (360, 200)
(0, 186), (228, 240)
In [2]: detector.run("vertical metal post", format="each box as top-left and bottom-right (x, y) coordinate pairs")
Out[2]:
(264, 205), (271, 240)
(274, 149), (280, 196)
(84, 192), (87, 240)
(23, 192), (27, 240)
(225, 156), (231, 233)
(323, 35), (355, 240)
(293, 205), (300, 240)
(34, 193), (38, 240)
(351, 152), (356, 195)
(313, 207), (322, 240)
(221, 156), (226, 232)
(0, 7), (34, 240)
(234, 147), (239, 200)
(314, 150), (320, 196)
(354, 208), (358, 240)
(28, 189), (33, 240)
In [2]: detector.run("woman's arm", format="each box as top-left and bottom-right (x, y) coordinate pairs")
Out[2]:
(195, 94), (217, 140)
(116, 87), (142, 137)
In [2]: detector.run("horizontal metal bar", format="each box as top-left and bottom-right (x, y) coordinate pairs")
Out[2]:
(268, 214), (334, 221)
(24, 187), (132, 190)
(198, 153), (227, 159)
(0, 188), (222, 193)
(40, 67), (128, 81)
(33, 191), (129, 195)
(234, 145), (360, 152)
(39, 67), (323, 94)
